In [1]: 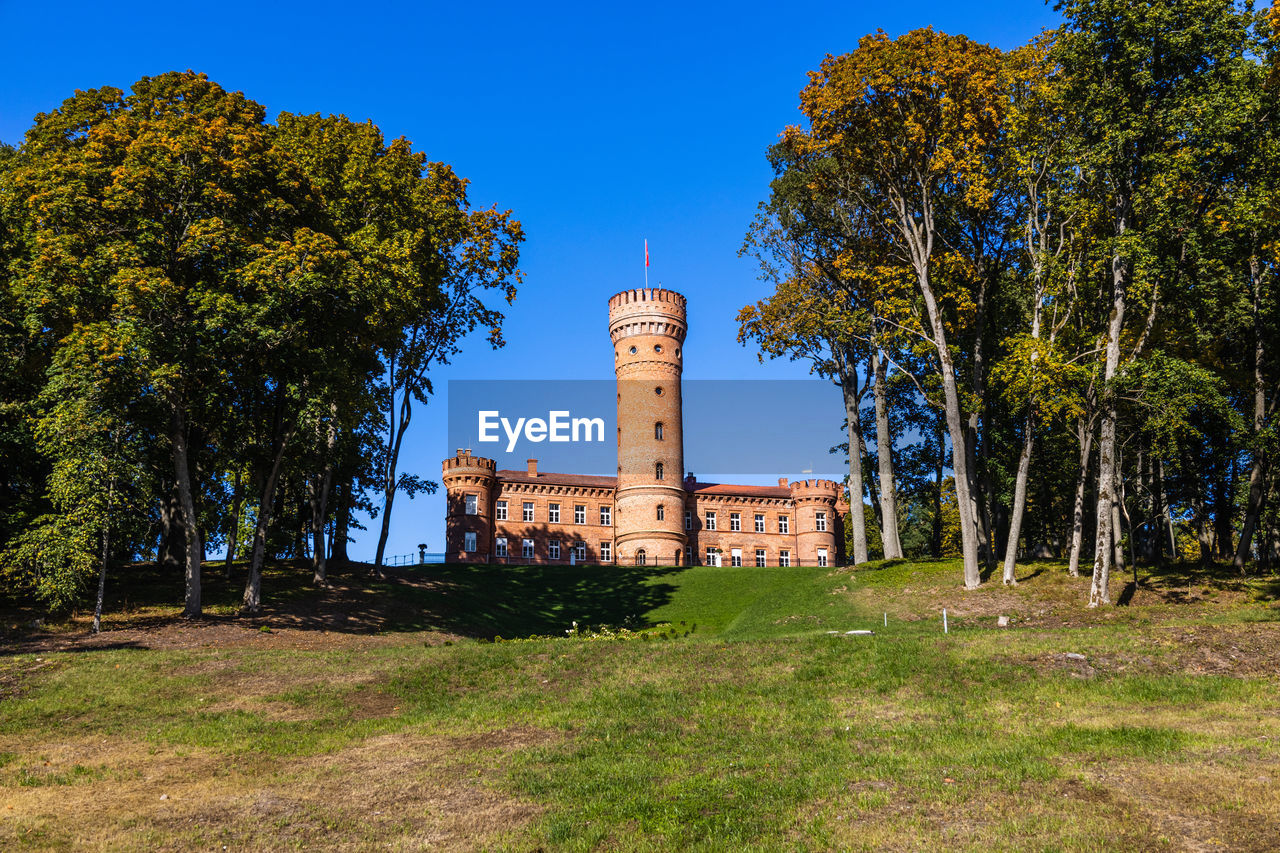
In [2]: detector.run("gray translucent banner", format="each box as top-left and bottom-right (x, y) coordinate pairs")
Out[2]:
(447, 379), (846, 479)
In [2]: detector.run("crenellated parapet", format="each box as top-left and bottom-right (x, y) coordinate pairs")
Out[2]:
(791, 479), (841, 567)
(608, 288), (688, 345)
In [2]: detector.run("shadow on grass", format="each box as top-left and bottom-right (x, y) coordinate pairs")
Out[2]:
(3, 558), (685, 647)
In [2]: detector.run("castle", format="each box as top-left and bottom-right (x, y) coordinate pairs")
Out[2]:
(443, 288), (846, 567)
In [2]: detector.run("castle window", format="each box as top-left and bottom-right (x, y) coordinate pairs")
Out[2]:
(816, 512), (827, 532)
(573, 541), (587, 561)
(549, 503), (560, 523)
(731, 549), (743, 567)
(705, 511), (716, 531)
(817, 548), (828, 567)
(654, 344), (662, 353)
(629, 346), (637, 354)
(465, 494), (477, 515)
(706, 548), (719, 566)
(779, 549), (791, 567)
(495, 500), (508, 521)
(523, 502), (535, 522)
(574, 504), (586, 524)
(464, 531), (476, 553)
(755, 514), (765, 533)
(600, 506), (611, 526)
(549, 539), (561, 560)
(495, 537), (508, 558)
(655, 386), (664, 396)
(655, 462), (664, 480)
(756, 549), (766, 567)
(655, 422), (664, 440)
(522, 538), (534, 559)
(636, 548), (646, 566)
(600, 542), (612, 562)
(730, 513), (741, 532)
(684, 510), (692, 530)
(684, 546), (692, 565)
(657, 505), (665, 521)
(778, 515), (789, 534)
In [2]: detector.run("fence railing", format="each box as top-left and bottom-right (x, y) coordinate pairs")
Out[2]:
(383, 552), (447, 567)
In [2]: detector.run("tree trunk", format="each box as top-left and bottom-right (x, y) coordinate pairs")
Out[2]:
(871, 347), (903, 559)
(842, 372), (869, 565)
(243, 420), (295, 614)
(225, 469), (243, 577)
(931, 415), (945, 559)
(1090, 233), (1129, 607)
(311, 406), (339, 585)
(1068, 416), (1095, 577)
(159, 483), (184, 567)
(374, 360), (413, 569)
(1112, 455), (1126, 576)
(1236, 255), (1268, 571)
(93, 498), (110, 635)
(172, 406), (203, 618)
(331, 477), (351, 563)
(1002, 417), (1034, 585)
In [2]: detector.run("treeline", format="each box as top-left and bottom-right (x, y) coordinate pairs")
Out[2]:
(0, 72), (523, 621)
(739, 0), (1279, 603)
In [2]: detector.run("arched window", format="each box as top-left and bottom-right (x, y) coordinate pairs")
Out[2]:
(655, 462), (664, 480)
(636, 549), (647, 566)
(655, 422), (664, 440)
(657, 505), (665, 521)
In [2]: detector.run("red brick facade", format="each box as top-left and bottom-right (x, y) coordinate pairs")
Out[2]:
(442, 288), (847, 567)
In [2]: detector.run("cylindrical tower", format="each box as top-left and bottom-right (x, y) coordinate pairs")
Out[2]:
(609, 288), (688, 566)
(442, 449), (497, 563)
(792, 478), (840, 566)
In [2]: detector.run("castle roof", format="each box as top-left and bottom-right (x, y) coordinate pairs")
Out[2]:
(496, 470), (618, 488)
(687, 482), (792, 498)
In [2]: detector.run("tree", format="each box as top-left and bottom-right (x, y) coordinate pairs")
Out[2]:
(787, 28), (1009, 587)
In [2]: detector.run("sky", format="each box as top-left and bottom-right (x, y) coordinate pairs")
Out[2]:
(0, 0), (1062, 562)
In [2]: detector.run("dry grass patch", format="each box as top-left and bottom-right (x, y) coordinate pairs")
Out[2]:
(0, 726), (558, 851)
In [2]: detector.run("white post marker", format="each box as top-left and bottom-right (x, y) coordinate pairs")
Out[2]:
(943, 609), (949, 634)
(883, 612), (887, 628)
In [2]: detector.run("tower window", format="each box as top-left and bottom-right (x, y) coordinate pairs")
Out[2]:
(655, 422), (664, 440)
(629, 346), (637, 354)
(636, 548), (647, 566)
(655, 386), (663, 396)
(654, 344), (662, 353)
(655, 462), (664, 480)
(657, 505), (665, 521)
(464, 494), (477, 515)
(464, 531), (477, 553)
(816, 512), (827, 532)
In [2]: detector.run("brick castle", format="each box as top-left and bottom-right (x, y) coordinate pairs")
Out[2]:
(442, 288), (847, 567)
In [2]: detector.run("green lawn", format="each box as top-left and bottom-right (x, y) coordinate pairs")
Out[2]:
(2, 559), (1279, 850)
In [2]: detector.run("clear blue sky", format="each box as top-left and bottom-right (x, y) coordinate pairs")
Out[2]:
(0, 0), (1061, 561)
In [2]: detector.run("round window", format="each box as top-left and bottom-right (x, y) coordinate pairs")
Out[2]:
(655, 386), (664, 396)
(629, 346), (637, 354)
(654, 344), (663, 353)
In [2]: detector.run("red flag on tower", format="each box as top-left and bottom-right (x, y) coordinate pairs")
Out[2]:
(645, 239), (650, 267)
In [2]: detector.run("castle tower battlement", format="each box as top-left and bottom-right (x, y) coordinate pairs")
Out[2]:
(609, 288), (688, 566)
(442, 449), (498, 562)
(790, 479), (840, 566)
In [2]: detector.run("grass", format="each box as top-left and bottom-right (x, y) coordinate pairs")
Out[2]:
(2, 557), (1279, 850)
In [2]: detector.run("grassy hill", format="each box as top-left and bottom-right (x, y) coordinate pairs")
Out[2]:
(2, 558), (1279, 850)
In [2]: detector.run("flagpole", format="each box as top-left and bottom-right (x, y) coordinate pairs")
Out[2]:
(644, 238), (649, 289)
